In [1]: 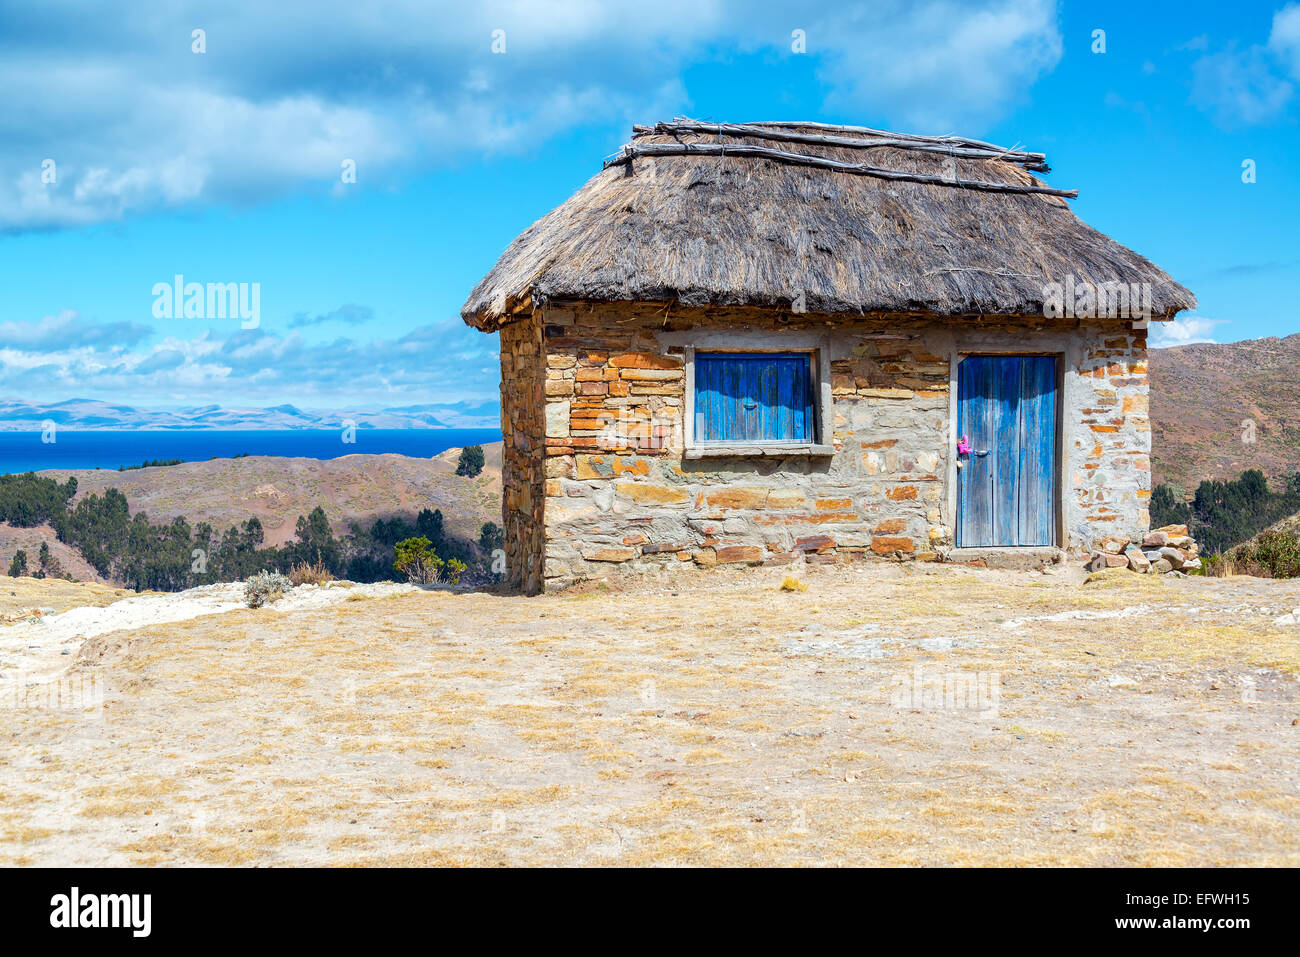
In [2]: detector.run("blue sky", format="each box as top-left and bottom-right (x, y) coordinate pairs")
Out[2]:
(0, 0), (1297, 409)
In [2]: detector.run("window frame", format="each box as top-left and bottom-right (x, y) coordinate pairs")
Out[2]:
(674, 331), (835, 459)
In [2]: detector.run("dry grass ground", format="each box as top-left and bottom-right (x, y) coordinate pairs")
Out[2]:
(1, 575), (127, 619)
(1, 562), (1298, 866)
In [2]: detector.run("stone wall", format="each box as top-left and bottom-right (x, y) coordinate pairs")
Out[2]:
(500, 302), (1150, 592)
(497, 314), (546, 594)
(1071, 327), (1151, 544)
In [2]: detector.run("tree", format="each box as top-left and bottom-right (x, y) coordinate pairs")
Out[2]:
(0, 463), (484, 591)
(36, 541), (61, 580)
(1168, 468), (1300, 555)
(55, 487), (130, 575)
(293, 506), (339, 567)
(415, 507), (444, 545)
(456, 445), (485, 477)
(243, 516), (265, 550)
(0, 473), (77, 526)
(1150, 484), (1190, 528)
(479, 521), (504, 554)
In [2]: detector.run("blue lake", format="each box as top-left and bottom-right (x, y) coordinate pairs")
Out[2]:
(0, 429), (503, 474)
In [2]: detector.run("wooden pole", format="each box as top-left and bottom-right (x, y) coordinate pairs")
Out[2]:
(605, 142), (1078, 199)
(631, 119), (1050, 171)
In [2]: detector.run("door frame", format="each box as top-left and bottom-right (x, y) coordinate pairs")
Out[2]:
(947, 349), (1064, 549)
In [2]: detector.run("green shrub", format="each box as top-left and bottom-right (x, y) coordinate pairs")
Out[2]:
(394, 537), (467, 585)
(1231, 530), (1300, 579)
(1198, 553), (1228, 577)
(394, 536), (442, 584)
(244, 570), (293, 607)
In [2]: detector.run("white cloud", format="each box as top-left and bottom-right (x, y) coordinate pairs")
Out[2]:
(0, 309), (501, 406)
(808, 0), (1062, 131)
(0, 0), (1063, 230)
(1270, 3), (1300, 77)
(0, 309), (152, 349)
(1190, 47), (1293, 126)
(1149, 315), (1227, 348)
(1186, 5), (1300, 127)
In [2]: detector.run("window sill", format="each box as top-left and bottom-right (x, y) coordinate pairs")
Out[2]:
(684, 443), (836, 459)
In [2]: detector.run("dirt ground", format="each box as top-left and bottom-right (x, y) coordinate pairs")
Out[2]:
(1, 562), (1298, 866)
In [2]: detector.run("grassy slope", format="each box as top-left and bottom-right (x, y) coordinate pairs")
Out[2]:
(1150, 334), (1300, 491)
(0, 526), (104, 583)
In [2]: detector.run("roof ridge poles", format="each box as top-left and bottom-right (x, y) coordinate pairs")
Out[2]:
(605, 141), (1078, 199)
(630, 119), (1050, 172)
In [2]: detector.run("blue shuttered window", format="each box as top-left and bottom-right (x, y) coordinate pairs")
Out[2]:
(694, 352), (816, 443)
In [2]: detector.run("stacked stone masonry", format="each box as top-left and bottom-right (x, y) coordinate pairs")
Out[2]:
(498, 316), (546, 594)
(494, 302), (1151, 593)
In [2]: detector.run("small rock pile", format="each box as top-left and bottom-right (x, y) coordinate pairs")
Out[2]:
(1087, 524), (1202, 575)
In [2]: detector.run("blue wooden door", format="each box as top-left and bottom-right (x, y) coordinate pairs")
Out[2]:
(957, 355), (1057, 547)
(695, 353), (814, 443)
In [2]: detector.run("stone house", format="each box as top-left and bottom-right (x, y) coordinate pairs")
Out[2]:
(461, 120), (1195, 594)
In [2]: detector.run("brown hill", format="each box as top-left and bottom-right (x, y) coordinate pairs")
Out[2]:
(0, 445), (503, 583)
(0, 524), (106, 584)
(1150, 334), (1300, 492)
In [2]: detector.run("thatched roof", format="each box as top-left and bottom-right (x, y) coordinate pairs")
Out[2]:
(461, 119), (1195, 330)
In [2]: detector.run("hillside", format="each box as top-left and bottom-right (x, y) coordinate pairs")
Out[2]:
(0, 524), (106, 583)
(1150, 334), (1300, 491)
(0, 444), (502, 582)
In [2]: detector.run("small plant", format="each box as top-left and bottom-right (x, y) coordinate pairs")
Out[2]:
(394, 537), (468, 585)
(244, 570), (293, 608)
(289, 555), (333, 586)
(1200, 553), (1234, 577)
(780, 575), (808, 592)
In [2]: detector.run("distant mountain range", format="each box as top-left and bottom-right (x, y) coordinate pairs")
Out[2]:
(0, 398), (501, 431)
